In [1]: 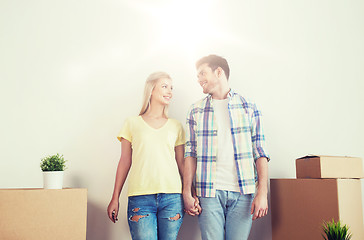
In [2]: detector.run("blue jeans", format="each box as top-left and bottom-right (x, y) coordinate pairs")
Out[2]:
(127, 193), (184, 240)
(198, 190), (254, 240)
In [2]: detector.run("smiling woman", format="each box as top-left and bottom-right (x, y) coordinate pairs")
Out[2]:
(108, 71), (186, 240)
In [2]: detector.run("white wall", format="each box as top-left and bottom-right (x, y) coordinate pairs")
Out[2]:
(1, 1), (363, 239)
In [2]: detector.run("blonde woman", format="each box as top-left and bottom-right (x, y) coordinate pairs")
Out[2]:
(107, 72), (185, 240)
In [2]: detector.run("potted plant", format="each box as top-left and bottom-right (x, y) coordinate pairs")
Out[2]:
(322, 219), (352, 240)
(40, 153), (67, 189)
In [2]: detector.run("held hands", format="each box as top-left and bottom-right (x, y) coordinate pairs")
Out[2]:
(183, 194), (202, 216)
(107, 199), (119, 223)
(251, 191), (268, 220)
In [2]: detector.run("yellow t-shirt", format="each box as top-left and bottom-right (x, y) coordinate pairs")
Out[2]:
(117, 116), (185, 196)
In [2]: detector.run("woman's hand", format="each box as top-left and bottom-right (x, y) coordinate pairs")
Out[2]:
(107, 199), (119, 223)
(183, 194), (202, 216)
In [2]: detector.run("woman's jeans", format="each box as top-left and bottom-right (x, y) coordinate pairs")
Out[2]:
(198, 190), (254, 240)
(127, 193), (184, 240)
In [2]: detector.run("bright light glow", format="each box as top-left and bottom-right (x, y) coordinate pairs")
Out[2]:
(126, 0), (219, 55)
(154, 0), (215, 51)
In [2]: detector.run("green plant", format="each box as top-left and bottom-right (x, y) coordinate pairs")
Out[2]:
(40, 153), (67, 171)
(322, 219), (352, 240)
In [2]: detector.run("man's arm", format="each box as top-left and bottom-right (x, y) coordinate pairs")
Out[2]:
(251, 157), (268, 220)
(248, 101), (270, 220)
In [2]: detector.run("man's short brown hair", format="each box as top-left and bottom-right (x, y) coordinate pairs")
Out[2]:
(196, 54), (230, 80)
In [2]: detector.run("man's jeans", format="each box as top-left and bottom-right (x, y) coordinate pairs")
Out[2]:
(198, 190), (254, 240)
(127, 193), (184, 240)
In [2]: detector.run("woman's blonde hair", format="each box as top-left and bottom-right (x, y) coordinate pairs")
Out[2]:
(139, 71), (171, 117)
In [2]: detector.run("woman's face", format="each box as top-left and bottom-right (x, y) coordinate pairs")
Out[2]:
(150, 77), (173, 106)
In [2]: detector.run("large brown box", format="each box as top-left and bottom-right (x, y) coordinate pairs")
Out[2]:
(0, 188), (87, 240)
(296, 155), (363, 179)
(271, 179), (364, 240)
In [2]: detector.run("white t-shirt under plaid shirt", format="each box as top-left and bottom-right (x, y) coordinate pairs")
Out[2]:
(185, 89), (270, 197)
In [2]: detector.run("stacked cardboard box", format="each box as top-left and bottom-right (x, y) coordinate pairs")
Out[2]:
(271, 155), (364, 240)
(0, 188), (87, 240)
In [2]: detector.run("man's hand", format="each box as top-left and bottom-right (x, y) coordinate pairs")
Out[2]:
(183, 194), (202, 216)
(250, 191), (268, 220)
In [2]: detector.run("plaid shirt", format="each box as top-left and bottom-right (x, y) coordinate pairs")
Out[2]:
(185, 89), (269, 197)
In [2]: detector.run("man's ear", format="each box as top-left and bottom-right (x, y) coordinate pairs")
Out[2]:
(215, 67), (223, 78)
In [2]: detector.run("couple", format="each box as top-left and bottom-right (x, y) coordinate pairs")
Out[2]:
(107, 54), (270, 240)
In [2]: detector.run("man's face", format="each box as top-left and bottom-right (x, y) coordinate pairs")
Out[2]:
(196, 63), (219, 95)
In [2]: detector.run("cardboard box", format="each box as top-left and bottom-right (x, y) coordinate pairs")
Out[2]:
(0, 188), (87, 240)
(296, 155), (363, 179)
(271, 179), (364, 240)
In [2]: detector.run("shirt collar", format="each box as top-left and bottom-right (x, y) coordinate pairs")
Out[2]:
(207, 88), (235, 101)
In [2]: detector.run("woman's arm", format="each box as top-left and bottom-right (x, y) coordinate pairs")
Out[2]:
(175, 144), (184, 179)
(107, 138), (132, 223)
(183, 156), (201, 216)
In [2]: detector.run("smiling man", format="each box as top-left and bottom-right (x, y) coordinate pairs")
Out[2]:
(183, 54), (270, 240)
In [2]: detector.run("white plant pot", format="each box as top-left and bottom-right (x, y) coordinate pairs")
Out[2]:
(43, 171), (64, 189)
